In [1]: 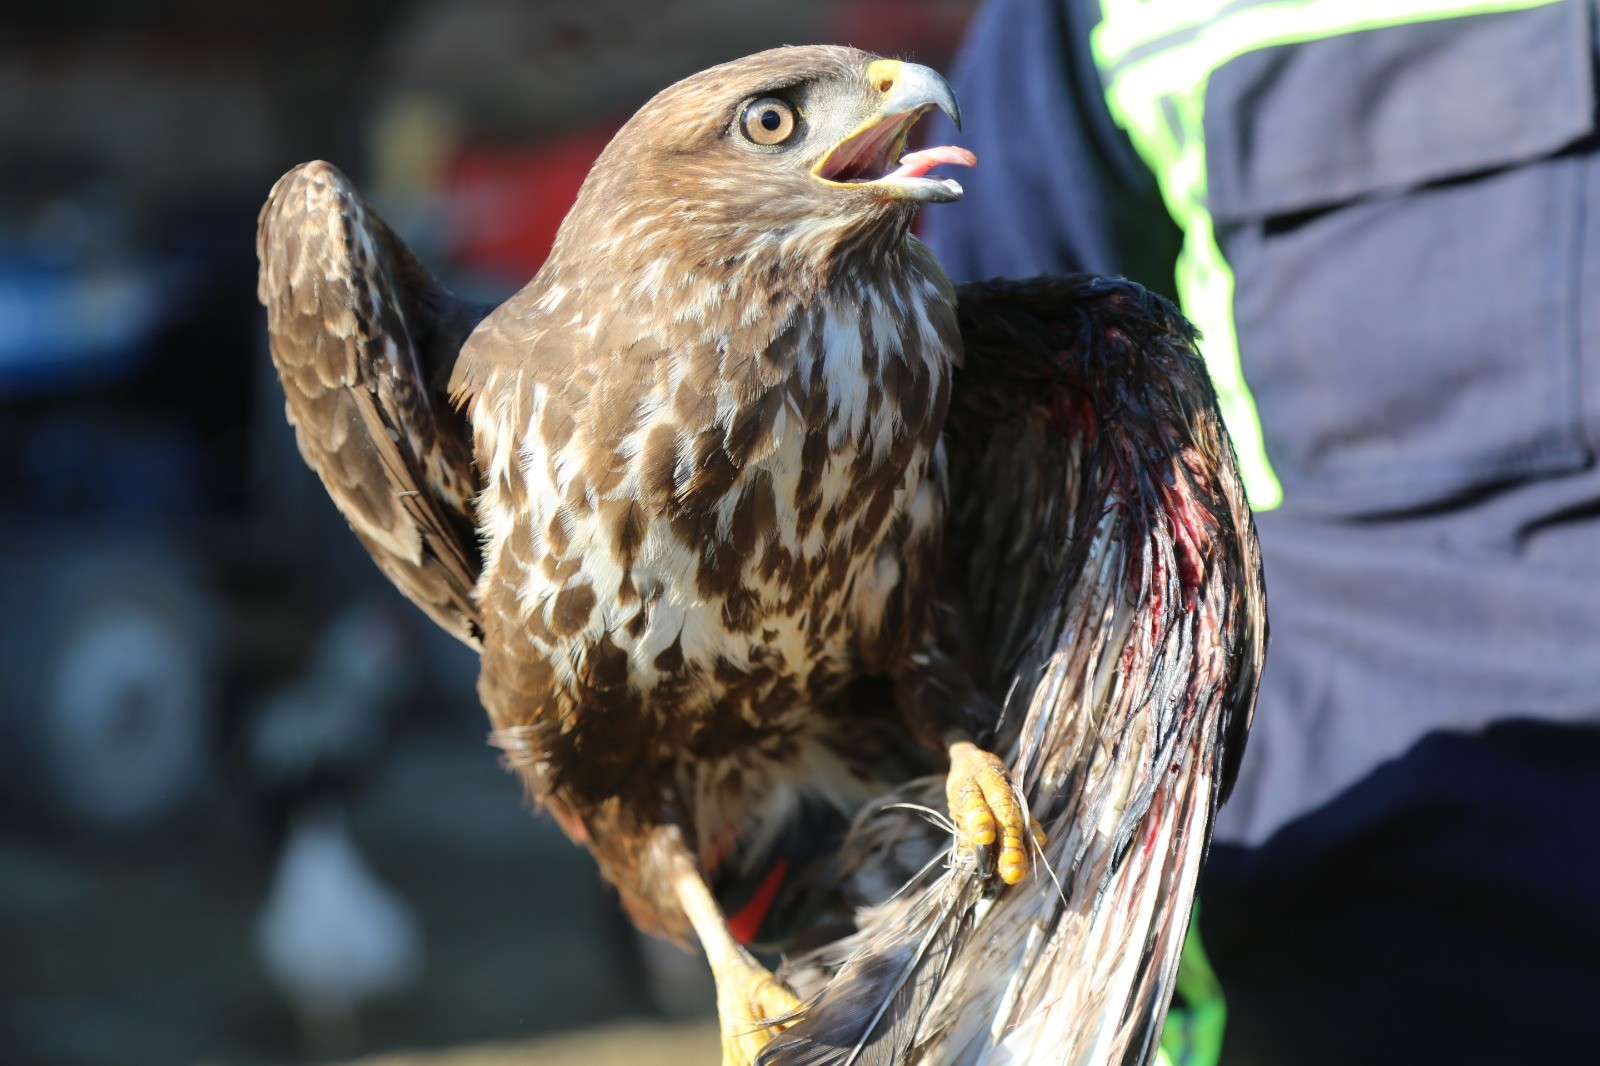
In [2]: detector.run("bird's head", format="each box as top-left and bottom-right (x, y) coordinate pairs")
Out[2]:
(550, 46), (973, 282)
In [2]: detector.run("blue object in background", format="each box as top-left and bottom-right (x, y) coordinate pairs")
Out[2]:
(0, 250), (169, 395)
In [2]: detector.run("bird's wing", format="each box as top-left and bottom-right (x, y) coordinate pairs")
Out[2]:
(763, 275), (1265, 1066)
(258, 161), (490, 648)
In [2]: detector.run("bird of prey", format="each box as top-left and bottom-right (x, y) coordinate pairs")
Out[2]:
(258, 46), (1264, 1066)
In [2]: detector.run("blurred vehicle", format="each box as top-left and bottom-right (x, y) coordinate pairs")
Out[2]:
(0, 213), (230, 835)
(0, 181), (429, 838)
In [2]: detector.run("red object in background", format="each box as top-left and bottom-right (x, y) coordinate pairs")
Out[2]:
(445, 126), (616, 282)
(726, 857), (789, 945)
(822, 0), (972, 65)
(443, 8), (975, 282)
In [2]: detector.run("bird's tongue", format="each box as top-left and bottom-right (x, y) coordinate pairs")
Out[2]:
(887, 145), (978, 181)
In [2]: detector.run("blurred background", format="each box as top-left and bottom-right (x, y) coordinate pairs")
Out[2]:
(0, 2), (975, 1063)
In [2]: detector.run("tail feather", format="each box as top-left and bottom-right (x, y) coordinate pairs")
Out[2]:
(759, 866), (976, 1066)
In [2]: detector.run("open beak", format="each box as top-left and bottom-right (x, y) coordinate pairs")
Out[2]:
(812, 60), (976, 203)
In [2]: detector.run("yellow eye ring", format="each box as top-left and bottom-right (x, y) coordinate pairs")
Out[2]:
(741, 97), (798, 146)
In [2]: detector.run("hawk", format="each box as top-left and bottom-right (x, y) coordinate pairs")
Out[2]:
(258, 46), (1264, 1066)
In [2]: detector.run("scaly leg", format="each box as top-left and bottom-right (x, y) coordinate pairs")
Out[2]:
(889, 599), (1043, 886)
(665, 831), (803, 1066)
(947, 737), (1041, 885)
(890, 643), (1042, 884)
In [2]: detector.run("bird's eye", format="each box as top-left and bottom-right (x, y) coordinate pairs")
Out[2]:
(740, 97), (798, 146)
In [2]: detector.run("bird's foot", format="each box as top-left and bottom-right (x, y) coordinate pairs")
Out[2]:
(946, 740), (1044, 885)
(711, 950), (803, 1066)
(663, 826), (804, 1066)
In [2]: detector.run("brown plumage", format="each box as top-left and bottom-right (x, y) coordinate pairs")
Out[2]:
(758, 277), (1264, 1065)
(258, 45), (1264, 1066)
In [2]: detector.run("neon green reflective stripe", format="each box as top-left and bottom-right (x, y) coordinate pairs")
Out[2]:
(1159, 908), (1226, 1066)
(1091, 0), (1568, 510)
(1093, 0), (1238, 68)
(1100, 0), (1568, 86)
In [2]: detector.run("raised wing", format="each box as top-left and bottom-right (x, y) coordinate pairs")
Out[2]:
(258, 162), (490, 648)
(763, 275), (1265, 1065)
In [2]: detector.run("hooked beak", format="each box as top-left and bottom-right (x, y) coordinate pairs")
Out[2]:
(812, 60), (975, 203)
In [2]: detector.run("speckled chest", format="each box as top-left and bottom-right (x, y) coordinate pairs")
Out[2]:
(470, 260), (958, 802)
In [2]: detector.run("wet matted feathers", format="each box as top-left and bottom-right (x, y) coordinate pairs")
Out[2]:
(257, 46), (1263, 1066)
(761, 278), (1264, 1066)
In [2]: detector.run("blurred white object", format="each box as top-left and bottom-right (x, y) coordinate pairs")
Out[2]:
(256, 803), (423, 1050)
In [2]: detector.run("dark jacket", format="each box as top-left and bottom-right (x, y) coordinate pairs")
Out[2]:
(924, 1), (1600, 1061)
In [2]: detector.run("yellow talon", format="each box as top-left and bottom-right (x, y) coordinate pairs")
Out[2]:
(947, 740), (1037, 885)
(712, 953), (803, 1066)
(963, 805), (997, 845)
(998, 828), (1030, 884)
(669, 835), (802, 1066)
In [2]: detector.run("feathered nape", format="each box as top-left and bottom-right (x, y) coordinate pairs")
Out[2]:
(759, 277), (1264, 1066)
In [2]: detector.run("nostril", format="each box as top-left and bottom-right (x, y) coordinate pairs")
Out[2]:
(877, 77), (895, 93)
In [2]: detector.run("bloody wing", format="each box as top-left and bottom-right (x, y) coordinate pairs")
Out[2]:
(762, 275), (1266, 1066)
(257, 161), (489, 648)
